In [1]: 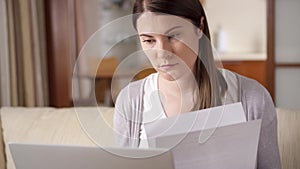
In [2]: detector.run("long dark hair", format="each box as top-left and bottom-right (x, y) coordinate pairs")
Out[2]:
(132, 0), (227, 109)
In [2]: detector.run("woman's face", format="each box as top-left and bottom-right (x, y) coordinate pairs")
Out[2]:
(136, 12), (202, 81)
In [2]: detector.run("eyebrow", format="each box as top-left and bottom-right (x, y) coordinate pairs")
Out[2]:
(139, 26), (183, 37)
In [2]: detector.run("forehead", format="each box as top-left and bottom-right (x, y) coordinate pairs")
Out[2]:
(136, 12), (195, 35)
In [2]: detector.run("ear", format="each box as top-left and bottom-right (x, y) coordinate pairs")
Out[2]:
(196, 16), (205, 39)
(200, 16), (204, 30)
(196, 28), (203, 39)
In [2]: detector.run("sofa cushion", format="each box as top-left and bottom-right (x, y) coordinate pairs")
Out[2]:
(0, 107), (115, 169)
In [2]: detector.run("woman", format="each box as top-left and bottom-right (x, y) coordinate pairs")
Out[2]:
(114, 0), (281, 168)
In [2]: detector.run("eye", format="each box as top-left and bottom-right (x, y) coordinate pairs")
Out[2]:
(142, 39), (156, 45)
(167, 34), (180, 41)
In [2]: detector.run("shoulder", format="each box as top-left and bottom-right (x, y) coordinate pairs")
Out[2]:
(223, 69), (276, 124)
(238, 72), (269, 98)
(235, 71), (272, 107)
(222, 69), (267, 95)
(117, 73), (157, 102)
(222, 69), (270, 102)
(115, 78), (145, 108)
(234, 71), (276, 126)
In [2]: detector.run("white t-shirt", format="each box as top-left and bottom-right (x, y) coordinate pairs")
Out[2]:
(139, 73), (167, 148)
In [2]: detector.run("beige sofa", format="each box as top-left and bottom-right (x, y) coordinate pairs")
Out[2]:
(0, 107), (299, 169)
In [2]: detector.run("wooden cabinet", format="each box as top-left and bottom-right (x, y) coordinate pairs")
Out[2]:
(222, 61), (267, 88)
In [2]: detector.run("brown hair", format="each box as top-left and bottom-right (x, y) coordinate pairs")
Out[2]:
(132, 0), (227, 109)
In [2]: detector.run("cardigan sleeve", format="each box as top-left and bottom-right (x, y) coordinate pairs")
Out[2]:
(113, 80), (145, 147)
(114, 85), (131, 147)
(239, 76), (281, 169)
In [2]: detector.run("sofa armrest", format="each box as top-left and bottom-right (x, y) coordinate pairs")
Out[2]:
(0, 107), (115, 169)
(276, 108), (300, 169)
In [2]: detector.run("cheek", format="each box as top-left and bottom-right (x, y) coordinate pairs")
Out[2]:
(142, 48), (158, 66)
(179, 33), (200, 55)
(174, 43), (198, 67)
(185, 39), (199, 55)
(142, 47), (156, 59)
(184, 55), (197, 70)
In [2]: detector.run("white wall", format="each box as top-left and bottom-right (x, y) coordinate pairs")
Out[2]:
(205, 0), (267, 54)
(275, 0), (300, 109)
(276, 68), (300, 109)
(275, 0), (300, 63)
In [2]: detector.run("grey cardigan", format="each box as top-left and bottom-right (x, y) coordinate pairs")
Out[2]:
(114, 70), (281, 169)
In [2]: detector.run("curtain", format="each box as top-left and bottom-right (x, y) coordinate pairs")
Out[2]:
(0, 0), (49, 107)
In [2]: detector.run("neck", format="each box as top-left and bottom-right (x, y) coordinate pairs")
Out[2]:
(158, 72), (200, 115)
(158, 72), (197, 95)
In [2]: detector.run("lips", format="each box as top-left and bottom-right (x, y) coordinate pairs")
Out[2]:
(158, 63), (179, 70)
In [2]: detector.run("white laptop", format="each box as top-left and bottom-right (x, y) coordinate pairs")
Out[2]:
(9, 143), (174, 169)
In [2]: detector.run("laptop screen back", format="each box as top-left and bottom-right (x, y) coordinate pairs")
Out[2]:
(9, 143), (174, 169)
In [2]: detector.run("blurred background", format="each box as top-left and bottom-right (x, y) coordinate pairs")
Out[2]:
(0, 0), (299, 109)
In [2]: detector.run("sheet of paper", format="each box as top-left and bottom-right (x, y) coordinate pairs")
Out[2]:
(155, 120), (261, 169)
(144, 102), (261, 169)
(145, 102), (246, 143)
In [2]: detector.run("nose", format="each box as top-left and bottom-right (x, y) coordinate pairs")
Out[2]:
(156, 39), (172, 59)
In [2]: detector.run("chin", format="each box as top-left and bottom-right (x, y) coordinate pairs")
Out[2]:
(159, 71), (180, 81)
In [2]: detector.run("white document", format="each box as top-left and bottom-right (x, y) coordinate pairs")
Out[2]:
(144, 102), (261, 169)
(145, 102), (246, 143)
